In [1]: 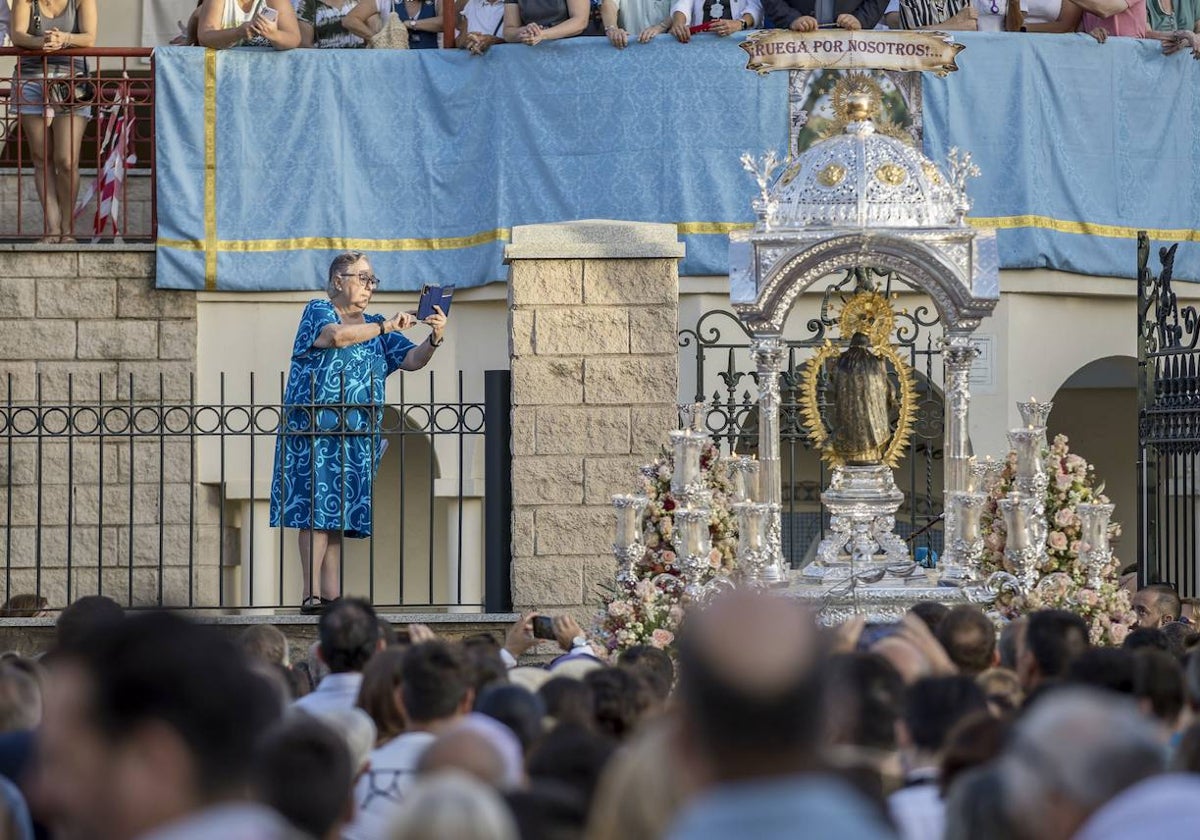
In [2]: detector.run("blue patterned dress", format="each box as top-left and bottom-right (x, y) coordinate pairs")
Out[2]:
(270, 299), (415, 538)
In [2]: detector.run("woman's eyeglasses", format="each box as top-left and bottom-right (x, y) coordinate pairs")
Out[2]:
(338, 271), (380, 290)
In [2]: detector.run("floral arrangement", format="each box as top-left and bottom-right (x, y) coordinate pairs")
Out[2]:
(978, 434), (1134, 645)
(593, 440), (739, 656)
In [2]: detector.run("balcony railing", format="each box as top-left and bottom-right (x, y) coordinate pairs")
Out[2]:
(0, 369), (513, 613)
(0, 48), (155, 243)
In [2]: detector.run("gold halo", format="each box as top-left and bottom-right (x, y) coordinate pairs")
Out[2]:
(838, 291), (895, 347)
(830, 73), (883, 124)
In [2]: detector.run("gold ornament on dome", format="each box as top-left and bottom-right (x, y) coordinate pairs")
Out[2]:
(921, 162), (944, 186)
(779, 159), (803, 187)
(875, 163), (907, 187)
(818, 163), (847, 187)
(798, 291), (917, 470)
(817, 73), (915, 146)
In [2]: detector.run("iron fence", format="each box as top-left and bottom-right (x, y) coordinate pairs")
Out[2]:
(1137, 231), (1198, 597)
(679, 268), (946, 568)
(0, 369), (511, 612)
(1, 48), (155, 243)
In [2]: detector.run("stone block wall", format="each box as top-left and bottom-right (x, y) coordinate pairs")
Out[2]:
(505, 222), (684, 618)
(0, 249), (223, 608)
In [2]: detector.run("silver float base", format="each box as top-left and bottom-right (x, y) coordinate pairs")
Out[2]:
(814, 465), (910, 570)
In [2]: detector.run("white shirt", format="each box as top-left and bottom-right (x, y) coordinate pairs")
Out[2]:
(462, 0), (506, 35)
(972, 0), (1006, 30)
(1020, 0), (1061, 24)
(343, 732), (437, 840)
(888, 771), (944, 840)
(669, 0), (763, 26)
(140, 804), (298, 840)
(293, 671), (363, 715)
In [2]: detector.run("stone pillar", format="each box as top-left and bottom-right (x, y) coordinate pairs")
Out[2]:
(505, 221), (684, 615)
(942, 331), (980, 497)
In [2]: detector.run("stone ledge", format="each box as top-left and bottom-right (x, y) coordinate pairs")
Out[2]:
(505, 220), (686, 261)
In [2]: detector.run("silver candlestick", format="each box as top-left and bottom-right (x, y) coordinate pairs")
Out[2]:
(611, 494), (649, 580)
(1017, 397), (1054, 436)
(674, 506), (714, 603)
(999, 489), (1043, 591)
(1076, 502), (1115, 590)
(942, 490), (988, 580)
(969, 457), (1006, 496)
(733, 501), (772, 588)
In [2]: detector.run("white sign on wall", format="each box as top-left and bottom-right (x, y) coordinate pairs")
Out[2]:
(970, 334), (996, 395)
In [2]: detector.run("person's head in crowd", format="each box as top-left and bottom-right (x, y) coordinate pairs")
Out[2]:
(1018, 609), (1090, 693)
(239, 624), (289, 668)
(54, 595), (124, 653)
(618, 644), (675, 706)
(898, 676), (989, 772)
(387, 772), (519, 840)
(1073, 772), (1200, 840)
(585, 719), (689, 840)
(527, 723), (616, 807)
(292, 660), (316, 695)
(310, 707), (376, 779)
(507, 781), (589, 840)
(1066, 648), (1137, 696)
(318, 598), (381, 675)
(998, 616), (1026, 671)
(34, 612), (284, 839)
(908, 601), (950, 634)
(822, 653), (904, 765)
(1133, 649), (1184, 734)
(943, 764), (1018, 840)
(1185, 649), (1200, 716)
(356, 647), (408, 746)
(401, 641), (474, 732)
(464, 632), (501, 650)
(253, 712), (358, 840)
(251, 661), (294, 710)
(464, 639), (510, 700)
(1001, 688), (1165, 840)
(445, 714), (525, 790)
(0, 662), (41, 733)
(1, 594), (48, 618)
(936, 605), (998, 676)
(1123, 627), (1168, 652)
(1174, 722), (1200, 772)
(977, 667), (1024, 717)
(549, 655), (603, 681)
(1159, 621), (1199, 660)
(539, 676), (596, 731)
(1132, 583), (1182, 629)
(870, 635), (929, 685)
(277, 662), (311, 700)
(507, 666), (552, 695)
(418, 727), (508, 789)
(675, 593), (825, 784)
(939, 712), (1009, 795)
(377, 618), (398, 647)
(584, 666), (654, 741)
(475, 684), (545, 756)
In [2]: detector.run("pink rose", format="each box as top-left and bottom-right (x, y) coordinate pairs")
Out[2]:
(1056, 473), (1074, 491)
(1055, 508), (1074, 528)
(608, 600), (633, 618)
(1048, 531), (1069, 552)
(1109, 621), (1130, 646)
(650, 628), (675, 649)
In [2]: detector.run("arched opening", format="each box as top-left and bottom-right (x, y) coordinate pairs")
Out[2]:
(1048, 356), (1137, 565)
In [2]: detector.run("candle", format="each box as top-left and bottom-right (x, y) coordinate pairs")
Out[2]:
(743, 459), (761, 503)
(960, 504), (980, 543)
(612, 495), (647, 550)
(1001, 492), (1030, 550)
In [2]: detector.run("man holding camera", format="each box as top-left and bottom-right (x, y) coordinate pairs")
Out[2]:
(501, 612), (597, 669)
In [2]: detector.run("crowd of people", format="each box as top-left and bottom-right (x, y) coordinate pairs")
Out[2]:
(0, 584), (1196, 839)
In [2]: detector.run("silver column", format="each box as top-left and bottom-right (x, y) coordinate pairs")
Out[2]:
(750, 335), (787, 585)
(941, 332), (979, 497)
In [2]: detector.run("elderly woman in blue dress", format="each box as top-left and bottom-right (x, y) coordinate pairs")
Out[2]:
(271, 252), (447, 614)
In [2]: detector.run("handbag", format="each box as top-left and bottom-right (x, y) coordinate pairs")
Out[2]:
(369, 0), (411, 49)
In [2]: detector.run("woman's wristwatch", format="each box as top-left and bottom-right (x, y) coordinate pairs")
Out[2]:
(429, 335), (444, 347)
(378, 321), (387, 336)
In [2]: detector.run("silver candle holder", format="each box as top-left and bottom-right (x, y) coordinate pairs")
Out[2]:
(969, 457), (1006, 496)
(942, 490), (988, 580)
(732, 501), (772, 588)
(1076, 501), (1115, 590)
(1017, 397), (1054, 434)
(669, 428), (709, 501)
(674, 505), (714, 603)
(611, 494), (649, 580)
(729, 455), (761, 504)
(998, 489), (1043, 591)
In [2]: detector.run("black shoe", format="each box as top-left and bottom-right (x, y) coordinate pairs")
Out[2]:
(300, 596), (324, 615)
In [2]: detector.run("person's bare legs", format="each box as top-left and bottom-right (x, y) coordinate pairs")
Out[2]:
(19, 115), (61, 241)
(51, 113), (88, 243)
(320, 532), (343, 600)
(298, 529), (330, 602)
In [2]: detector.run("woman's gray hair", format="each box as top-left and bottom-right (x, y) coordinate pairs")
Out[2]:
(327, 251), (368, 297)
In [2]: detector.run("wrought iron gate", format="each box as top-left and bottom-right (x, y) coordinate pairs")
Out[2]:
(1137, 231), (1199, 597)
(679, 269), (946, 569)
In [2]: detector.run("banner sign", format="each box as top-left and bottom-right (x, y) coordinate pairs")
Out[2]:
(741, 31), (964, 76)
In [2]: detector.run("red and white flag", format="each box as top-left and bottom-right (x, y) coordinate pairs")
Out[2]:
(76, 76), (138, 241)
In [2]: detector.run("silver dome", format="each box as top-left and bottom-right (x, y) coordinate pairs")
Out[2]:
(768, 119), (961, 230)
